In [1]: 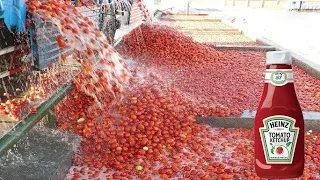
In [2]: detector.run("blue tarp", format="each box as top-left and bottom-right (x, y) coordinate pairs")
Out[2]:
(0, 0), (26, 32)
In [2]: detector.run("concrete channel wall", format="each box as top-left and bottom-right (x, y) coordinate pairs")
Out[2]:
(197, 111), (320, 131)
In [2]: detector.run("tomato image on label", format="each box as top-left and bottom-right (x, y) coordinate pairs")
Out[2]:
(259, 115), (299, 164)
(276, 146), (283, 154)
(270, 142), (292, 155)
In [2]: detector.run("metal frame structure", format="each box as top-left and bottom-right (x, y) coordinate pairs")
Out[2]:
(0, 83), (73, 157)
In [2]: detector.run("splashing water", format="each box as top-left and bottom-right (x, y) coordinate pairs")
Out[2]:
(27, 0), (131, 105)
(0, 0), (144, 138)
(0, 0), (154, 122)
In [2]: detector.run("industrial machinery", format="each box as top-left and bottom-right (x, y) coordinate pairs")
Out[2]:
(0, 0), (135, 103)
(0, 0), (31, 102)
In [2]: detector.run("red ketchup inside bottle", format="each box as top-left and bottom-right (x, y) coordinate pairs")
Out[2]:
(254, 51), (304, 178)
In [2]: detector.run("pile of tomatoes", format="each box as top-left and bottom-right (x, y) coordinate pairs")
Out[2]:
(118, 24), (320, 115)
(58, 68), (320, 179)
(119, 24), (227, 67)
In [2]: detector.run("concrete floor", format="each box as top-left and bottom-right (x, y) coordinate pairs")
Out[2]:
(0, 127), (80, 180)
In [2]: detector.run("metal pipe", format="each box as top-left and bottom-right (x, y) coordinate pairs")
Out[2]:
(209, 45), (276, 52)
(0, 83), (73, 157)
(186, 0), (190, 15)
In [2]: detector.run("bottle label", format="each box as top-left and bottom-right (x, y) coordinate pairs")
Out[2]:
(259, 115), (299, 164)
(265, 69), (293, 86)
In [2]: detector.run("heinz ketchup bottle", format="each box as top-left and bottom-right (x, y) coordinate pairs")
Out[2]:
(254, 51), (304, 178)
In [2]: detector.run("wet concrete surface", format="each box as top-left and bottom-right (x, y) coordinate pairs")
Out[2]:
(0, 127), (80, 180)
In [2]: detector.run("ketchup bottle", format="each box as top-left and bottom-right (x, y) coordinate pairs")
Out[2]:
(254, 51), (304, 178)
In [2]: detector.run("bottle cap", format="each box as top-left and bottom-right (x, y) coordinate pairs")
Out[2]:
(266, 51), (292, 65)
